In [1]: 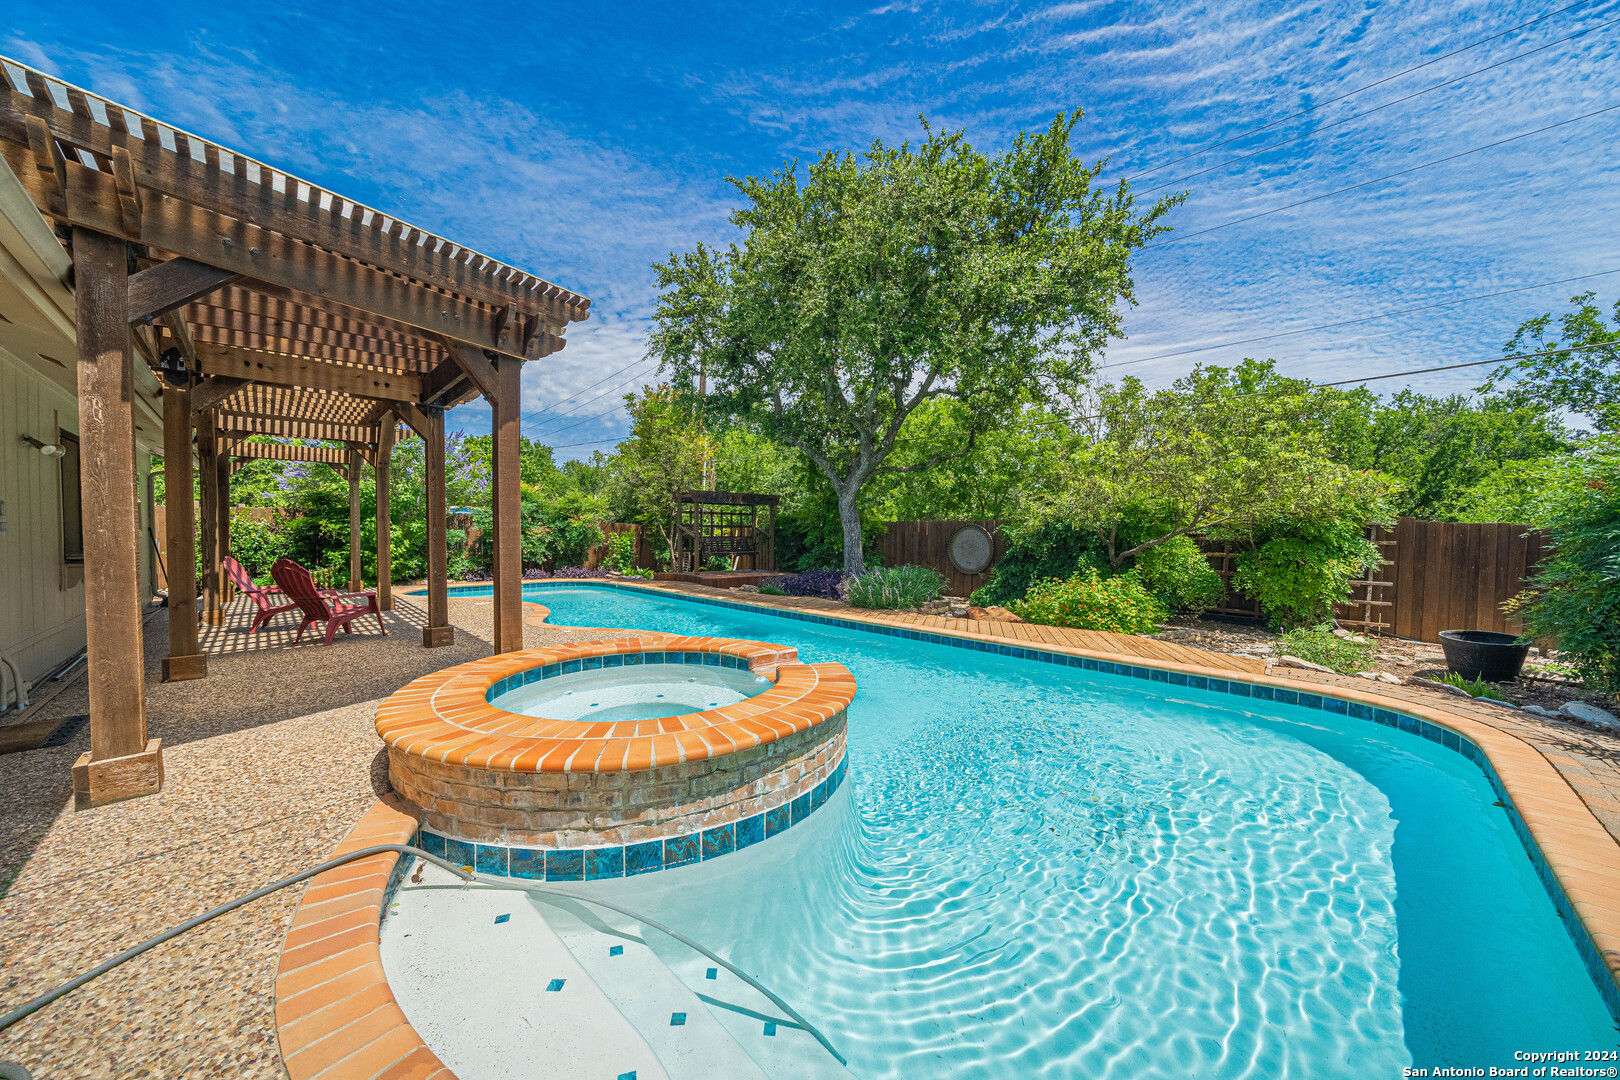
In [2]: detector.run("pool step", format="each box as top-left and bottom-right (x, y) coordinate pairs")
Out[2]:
(535, 894), (854, 1080)
(381, 864), (669, 1080)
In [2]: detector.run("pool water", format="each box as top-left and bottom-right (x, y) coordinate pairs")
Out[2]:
(446, 584), (1616, 1078)
(494, 664), (773, 723)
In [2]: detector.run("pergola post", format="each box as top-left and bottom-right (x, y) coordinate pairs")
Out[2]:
(68, 228), (162, 808)
(198, 420), (221, 625)
(490, 358), (524, 653)
(216, 449), (232, 607)
(375, 414), (395, 611)
(347, 449), (363, 592)
(422, 406), (453, 648)
(161, 380), (205, 682)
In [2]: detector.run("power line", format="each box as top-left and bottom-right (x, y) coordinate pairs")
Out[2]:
(1101, 267), (1620, 370)
(1135, 13), (1620, 196)
(521, 357), (656, 426)
(1124, 0), (1601, 180)
(1144, 103), (1620, 250)
(529, 363), (661, 431)
(545, 342), (1614, 463)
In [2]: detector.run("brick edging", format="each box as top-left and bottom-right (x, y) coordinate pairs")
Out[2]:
(274, 798), (449, 1080)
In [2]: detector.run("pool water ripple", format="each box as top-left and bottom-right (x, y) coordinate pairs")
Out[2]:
(455, 585), (1612, 1077)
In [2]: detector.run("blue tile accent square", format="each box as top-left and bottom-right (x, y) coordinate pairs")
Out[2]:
(546, 978), (566, 992)
(419, 831), (446, 858)
(443, 838), (475, 869)
(582, 655), (604, 670)
(790, 792), (811, 825)
(646, 651), (665, 664)
(702, 823), (735, 860)
(703, 653), (722, 666)
(763, 1022), (777, 1036)
(560, 659), (581, 674)
(1168, 672), (1189, 687)
(1443, 730), (1462, 752)
(664, 833), (700, 869)
(1208, 679), (1228, 695)
(765, 804), (791, 837)
(604, 653), (624, 668)
(1297, 693), (1323, 710)
(624, 652), (644, 666)
(1324, 696), (1348, 714)
(625, 841), (663, 876)
(494, 913), (510, 924)
(476, 844), (508, 875)
(1349, 702), (1373, 720)
(705, 967), (717, 980)
(1188, 675), (1207, 690)
(670, 1012), (687, 1026)
(524, 667), (541, 684)
(1275, 689), (1298, 706)
(542, 663), (560, 679)
(1252, 686), (1275, 702)
(1230, 681), (1251, 698)
(610, 945), (624, 956)
(586, 846), (625, 880)
(810, 778), (830, 811)
(735, 814), (765, 850)
(508, 848), (546, 880)
(619, 1072), (637, 1080)
(546, 849), (585, 881)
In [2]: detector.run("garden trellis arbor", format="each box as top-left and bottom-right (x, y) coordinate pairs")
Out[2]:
(0, 59), (590, 807)
(674, 491), (778, 572)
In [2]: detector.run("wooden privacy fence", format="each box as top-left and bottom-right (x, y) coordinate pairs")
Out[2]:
(876, 519), (1007, 599)
(872, 516), (1546, 643)
(1201, 518), (1548, 642)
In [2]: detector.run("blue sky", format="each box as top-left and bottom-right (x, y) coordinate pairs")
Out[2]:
(6, 1), (1618, 457)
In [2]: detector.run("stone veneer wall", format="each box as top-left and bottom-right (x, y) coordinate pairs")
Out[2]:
(391, 711), (847, 848)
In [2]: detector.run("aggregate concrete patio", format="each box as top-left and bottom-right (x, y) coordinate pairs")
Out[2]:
(0, 592), (635, 1080)
(4, 581), (1620, 1079)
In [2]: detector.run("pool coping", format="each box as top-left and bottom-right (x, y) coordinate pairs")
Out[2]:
(277, 583), (1620, 1079)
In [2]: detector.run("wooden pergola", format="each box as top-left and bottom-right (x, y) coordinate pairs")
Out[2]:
(0, 59), (590, 807)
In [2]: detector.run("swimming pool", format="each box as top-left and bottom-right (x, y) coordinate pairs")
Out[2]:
(419, 583), (1615, 1077)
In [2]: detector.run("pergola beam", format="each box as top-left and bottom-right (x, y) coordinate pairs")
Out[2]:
(189, 375), (250, 415)
(195, 342), (423, 402)
(127, 257), (240, 322)
(232, 441), (349, 464)
(218, 414), (381, 443)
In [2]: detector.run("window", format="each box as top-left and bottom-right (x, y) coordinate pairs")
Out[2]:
(59, 431), (82, 564)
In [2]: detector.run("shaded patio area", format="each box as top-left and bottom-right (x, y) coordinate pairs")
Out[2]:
(0, 592), (635, 1079)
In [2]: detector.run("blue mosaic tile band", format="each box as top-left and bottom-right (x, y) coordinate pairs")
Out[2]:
(485, 650), (756, 704)
(414, 751), (848, 884)
(417, 580), (1620, 1022)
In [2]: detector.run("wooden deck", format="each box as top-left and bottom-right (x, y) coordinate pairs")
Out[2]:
(629, 580), (1268, 674)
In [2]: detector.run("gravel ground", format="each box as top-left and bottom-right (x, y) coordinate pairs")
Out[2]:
(0, 592), (630, 1080)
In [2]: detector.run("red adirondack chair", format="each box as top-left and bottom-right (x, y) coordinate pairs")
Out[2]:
(224, 555), (299, 634)
(270, 558), (387, 645)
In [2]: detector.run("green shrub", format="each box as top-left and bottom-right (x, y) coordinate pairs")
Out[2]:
(1009, 569), (1166, 633)
(1510, 436), (1620, 690)
(757, 582), (787, 596)
(1231, 525), (1381, 628)
(225, 512), (293, 583)
(845, 565), (946, 610)
(1272, 624), (1375, 674)
(1134, 537), (1225, 615)
(968, 519), (1106, 607)
(1437, 672), (1507, 700)
(603, 531), (638, 572)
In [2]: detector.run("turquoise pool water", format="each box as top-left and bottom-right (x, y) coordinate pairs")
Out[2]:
(449, 583), (1615, 1077)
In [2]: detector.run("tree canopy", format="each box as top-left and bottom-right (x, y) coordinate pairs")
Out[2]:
(647, 113), (1181, 573)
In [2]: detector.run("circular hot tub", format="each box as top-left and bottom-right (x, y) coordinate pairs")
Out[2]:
(376, 635), (854, 881)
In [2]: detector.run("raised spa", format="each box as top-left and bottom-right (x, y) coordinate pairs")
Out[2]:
(375, 635), (855, 880)
(490, 659), (774, 724)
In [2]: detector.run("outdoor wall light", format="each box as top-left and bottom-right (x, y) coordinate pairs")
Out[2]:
(20, 435), (65, 458)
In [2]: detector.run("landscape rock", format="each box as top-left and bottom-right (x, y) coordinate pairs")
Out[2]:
(1273, 655), (1335, 673)
(947, 603), (970, 619)
(1354, 671), (1403, 684)
(735, 584), (760, 593)
(1563, 701), (1620, 731)
(979, 606), (1023, 623)
(1521, 704), (1559, 718)
(1415, 678), (1472, 698)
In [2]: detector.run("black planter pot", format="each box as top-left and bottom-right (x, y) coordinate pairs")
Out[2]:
(1438, 630), (1530, 683)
